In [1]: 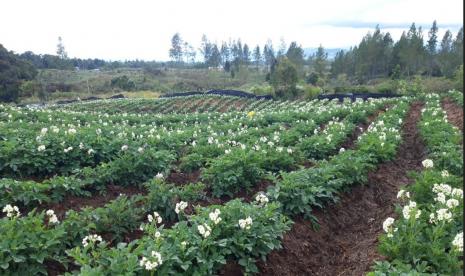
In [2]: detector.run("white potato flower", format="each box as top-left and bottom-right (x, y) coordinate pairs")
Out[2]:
(175, 201), (188, 214)
(452, 232), (463, 252)
(197, 224), (211, 238)
(2, 204), (20, 218)
(255, 193), (269, 205)
(396, 189), (410, 199)
(82, 234), (103, 247)
(209, 209), (222, 225)
(140, 251), (163, 270)
(238, 216), (253, 230)
(46, 209), (59, 224)
(446, 199), (460, 209)
(421, 159), (434, 169)
(441, 170), (450, 178)
(402, 201), (421, 220)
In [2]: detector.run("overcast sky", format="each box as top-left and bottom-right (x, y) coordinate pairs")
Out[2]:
(0, 0), (462, 61)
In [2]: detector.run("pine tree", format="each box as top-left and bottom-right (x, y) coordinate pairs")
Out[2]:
(220, 42), (230, 65)
(200, 34), (212, 65)
(243, 44), (250, 65)
(208, 44), (221, 67)
(286, 42), (305, 73)
(439, 30), (454, 76)
(253, 45), (262, 69)
(313, 45), (328, 78)
(427, 21), (438, 54)
(426, 21), (439, 76)
(263, 40), (275, 71)
(56, 36), (68, 59)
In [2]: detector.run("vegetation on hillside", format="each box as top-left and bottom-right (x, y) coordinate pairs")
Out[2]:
(0, 22), (463, 103)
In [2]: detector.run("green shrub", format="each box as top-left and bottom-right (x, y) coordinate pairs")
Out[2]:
(202, 149), (265, 197)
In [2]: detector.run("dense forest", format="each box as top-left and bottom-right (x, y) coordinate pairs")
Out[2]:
(0, 21), (463, 102)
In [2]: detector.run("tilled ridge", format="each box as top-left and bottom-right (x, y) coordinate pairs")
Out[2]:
(256, 102), (426, 276)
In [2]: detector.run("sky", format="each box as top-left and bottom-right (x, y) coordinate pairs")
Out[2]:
(0, 0), (462, 61)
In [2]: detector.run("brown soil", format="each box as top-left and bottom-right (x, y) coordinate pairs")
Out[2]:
(43, 184), (147, 219)
(256, 102), (426, 276)
(442, 97), (463, 131)
(300, 160), (315, 168)
(167, 169), (201, 185)
(236, 179), (274, 203)
(46, 260), (79, 276)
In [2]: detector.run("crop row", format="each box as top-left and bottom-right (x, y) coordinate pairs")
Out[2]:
(446, 89), (463, 107)
(372, 93), (463, 275)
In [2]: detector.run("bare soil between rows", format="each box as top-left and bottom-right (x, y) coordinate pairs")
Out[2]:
(253, 102), (426, 276)
(442, 97), (463, 131)
(42, 184), (146, 219)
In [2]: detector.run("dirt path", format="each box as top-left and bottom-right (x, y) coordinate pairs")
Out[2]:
(442, 97), (463, 131)
(256, 102), (426, 276)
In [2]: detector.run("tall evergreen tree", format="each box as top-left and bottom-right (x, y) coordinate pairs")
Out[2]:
(286, 41), (305, 73)
(438, 30), (454, 77)
(313, 44), (328, 78)
(331, 50), (346, 77)
(263, 39), (275, 71)
(56, 36), (68, 59)
(200, 34), (212, 65)
(426, 20), (438, 76)
(208, 44), (221, 67)
(451, 27), (464, 74)
(243, 43), (250, 65)
(253, 45), (262, 69)
(220, 42), (230, 65)
(169, 33), (183, 63)
(427, 21), (439, 54)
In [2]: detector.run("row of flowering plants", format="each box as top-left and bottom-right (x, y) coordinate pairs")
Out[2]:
(66, 197), (291, 275)
(372, 93), (463, 275)
(0, 178), (207, 274)
(267, 99), (410, 220)
(446, 89), (463, 107)
(0, 148), (175, 209)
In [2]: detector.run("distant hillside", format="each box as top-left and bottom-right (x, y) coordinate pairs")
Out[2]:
(303, 47), (345, 60)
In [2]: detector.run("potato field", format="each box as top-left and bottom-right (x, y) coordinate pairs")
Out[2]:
(0, 91), (463, 275)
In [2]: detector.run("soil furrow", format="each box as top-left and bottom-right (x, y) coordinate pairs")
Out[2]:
(256, 102), (426, 276)
(442, 97), (463, 131)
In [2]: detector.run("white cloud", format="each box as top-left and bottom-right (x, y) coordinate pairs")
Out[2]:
(0, 0), (462, 60)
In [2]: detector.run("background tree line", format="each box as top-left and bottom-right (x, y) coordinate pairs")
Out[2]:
(331, 22), (463, 81)
(0, 21), (463, 102)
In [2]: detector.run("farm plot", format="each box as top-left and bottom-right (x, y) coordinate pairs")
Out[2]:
(0, 94), (462, 275)
(52, 95), (279, 115)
